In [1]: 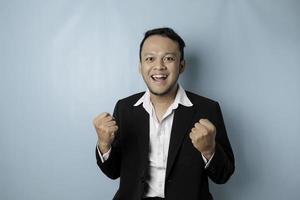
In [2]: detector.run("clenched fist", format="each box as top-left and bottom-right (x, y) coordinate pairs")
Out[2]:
(93, 112), (118, 154)
(189, 119), (216, 160)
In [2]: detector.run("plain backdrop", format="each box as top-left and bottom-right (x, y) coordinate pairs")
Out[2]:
(1, 0), (299, 199)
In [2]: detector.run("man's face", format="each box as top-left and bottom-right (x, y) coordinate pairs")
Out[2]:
(140, 35), (185, 96)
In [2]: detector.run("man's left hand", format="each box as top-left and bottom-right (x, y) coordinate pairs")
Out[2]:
(189, 119), (216, 160)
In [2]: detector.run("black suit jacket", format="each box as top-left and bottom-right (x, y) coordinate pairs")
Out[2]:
(96, 91), (235, 200)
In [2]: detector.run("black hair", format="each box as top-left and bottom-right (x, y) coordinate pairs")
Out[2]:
(139, 27), (186, 61)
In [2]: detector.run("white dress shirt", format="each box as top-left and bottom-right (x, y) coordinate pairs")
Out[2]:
(97, 84), (214, 198)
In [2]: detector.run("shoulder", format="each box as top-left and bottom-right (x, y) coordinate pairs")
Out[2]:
(116, 92), (145, 107)
(185, 91), (223, 119)
(186, 91), (218, 105)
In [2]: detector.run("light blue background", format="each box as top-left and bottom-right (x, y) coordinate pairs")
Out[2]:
(1, 0), (299, 199)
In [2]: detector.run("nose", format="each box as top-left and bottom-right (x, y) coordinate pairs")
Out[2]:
(154, 58), (166, 70)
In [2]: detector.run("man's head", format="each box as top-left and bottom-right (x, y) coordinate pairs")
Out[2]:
(139, 27), (186, 62)
(139, 27), (186, 97)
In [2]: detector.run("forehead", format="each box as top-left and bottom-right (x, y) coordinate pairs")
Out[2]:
(142, 35), (180, 54)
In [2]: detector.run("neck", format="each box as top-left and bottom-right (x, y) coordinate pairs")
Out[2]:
(150, 84), (178, 107)
(149, 84), (179, 122)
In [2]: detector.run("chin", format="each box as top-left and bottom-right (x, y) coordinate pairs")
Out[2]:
(149, 85), (176, 97)
(150, 90), (169, 96)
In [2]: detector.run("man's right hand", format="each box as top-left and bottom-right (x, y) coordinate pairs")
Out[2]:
(93, 112), (118, 154)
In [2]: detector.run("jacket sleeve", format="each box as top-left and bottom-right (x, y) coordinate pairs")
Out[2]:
(205, 102), (235, 184)
(95, 101), (122, 180)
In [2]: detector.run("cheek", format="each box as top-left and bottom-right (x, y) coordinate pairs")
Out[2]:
(169, 65), (181, 75)
(140, 68), (150, 78)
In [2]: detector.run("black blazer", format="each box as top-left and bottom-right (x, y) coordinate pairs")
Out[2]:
(96, 91), (235, 200)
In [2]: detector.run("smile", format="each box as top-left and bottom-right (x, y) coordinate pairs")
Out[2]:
(151, 74), (168, 81)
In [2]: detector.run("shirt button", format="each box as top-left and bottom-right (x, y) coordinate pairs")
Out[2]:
(159, 182), (163, 188)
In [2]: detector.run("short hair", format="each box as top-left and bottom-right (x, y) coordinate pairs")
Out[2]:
(139, 27), (186, 61)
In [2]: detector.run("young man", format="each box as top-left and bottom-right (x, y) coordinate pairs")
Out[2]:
(93, 27), (235, 200)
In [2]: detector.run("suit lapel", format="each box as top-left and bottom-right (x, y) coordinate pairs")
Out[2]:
(166, 104), (196, 179)
(133, 105), (150, 169)
(132, 98), (196, 180)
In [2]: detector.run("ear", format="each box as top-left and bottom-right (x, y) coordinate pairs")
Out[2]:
(179, 60), (186, 74)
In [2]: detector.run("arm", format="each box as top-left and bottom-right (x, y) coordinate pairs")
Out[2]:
(205, 102), (235, 184)
(94, 101), (122, 180)
(189, 102), (234, 184)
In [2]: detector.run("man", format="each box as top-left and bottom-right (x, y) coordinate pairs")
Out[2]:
(93, 27), (235, 200)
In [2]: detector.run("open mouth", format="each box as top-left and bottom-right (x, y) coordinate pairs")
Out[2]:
(151, 74), (168, 82)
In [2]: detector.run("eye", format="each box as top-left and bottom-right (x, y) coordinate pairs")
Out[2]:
(145, 56), (154, 62)
(164, 56), (175, 62)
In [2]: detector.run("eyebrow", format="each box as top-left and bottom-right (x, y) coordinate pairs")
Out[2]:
(142, 52), (177, 56)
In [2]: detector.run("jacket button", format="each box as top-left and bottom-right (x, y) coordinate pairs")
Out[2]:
(167, 179), (172, 183)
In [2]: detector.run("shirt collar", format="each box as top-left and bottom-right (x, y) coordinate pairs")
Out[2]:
(133, 84), (193, 109)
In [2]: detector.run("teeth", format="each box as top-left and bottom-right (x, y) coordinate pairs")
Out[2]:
(152, 74), (167, 78)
